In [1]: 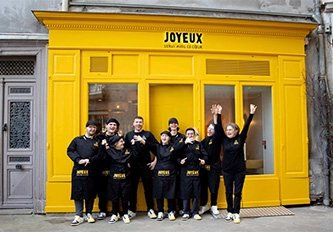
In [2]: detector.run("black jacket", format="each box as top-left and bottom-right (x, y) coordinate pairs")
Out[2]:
(221, 114), (254, 174)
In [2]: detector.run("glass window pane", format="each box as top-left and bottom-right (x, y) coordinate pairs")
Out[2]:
(204, 85), (235, 127)
(88, 84), (138, 134)
(243, 86), (273, 175)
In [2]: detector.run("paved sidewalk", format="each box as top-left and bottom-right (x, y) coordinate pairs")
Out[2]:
(0, 205), (332, 232)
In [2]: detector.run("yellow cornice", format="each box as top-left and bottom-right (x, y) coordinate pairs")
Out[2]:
(33, 11), (317, 38)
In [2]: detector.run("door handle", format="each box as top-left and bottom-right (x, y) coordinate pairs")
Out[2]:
(2, 123), (7, 132)
(262, 140), (266, 149)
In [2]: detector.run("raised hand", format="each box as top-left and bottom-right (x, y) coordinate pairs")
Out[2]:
(211, 104), (217, 115)
(250, 104), (257, 114)
(217, 104), (222, 114)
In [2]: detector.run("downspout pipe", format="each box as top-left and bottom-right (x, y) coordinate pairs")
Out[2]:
(62, 0), (69, 11)
(0, 78), (3, 186)
(314, 0), (331, 206)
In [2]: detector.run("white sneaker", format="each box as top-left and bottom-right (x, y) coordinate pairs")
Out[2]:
(199, 204), (210, 215)
(128, 210), (136, 219)
(157, 212), (164, 221)
(225, 212), (233, 222)
(182, 213), (190, 221)
(71, 215), (83, 226)
(122, 214), (130, 224)
(233, 213), (241, 224)
(147, 209), (157, 219)
(193, 214), (202, 220)
(97, 212), (106, 220)
(86, 213), (95, 223)
(109, 214), (118, 224)
(211, 205), (219, 215)
(168, 211), (176, 221)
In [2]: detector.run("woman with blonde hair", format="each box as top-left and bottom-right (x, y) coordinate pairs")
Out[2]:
(221, 104), (257, 224)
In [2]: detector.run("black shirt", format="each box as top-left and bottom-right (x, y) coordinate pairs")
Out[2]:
(221, 114), (254, 174)
(125, 130), (158, 166)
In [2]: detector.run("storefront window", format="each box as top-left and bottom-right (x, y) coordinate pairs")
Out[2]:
(88, 84), (138, 134)
(204, 85), (273, 175)
(204, 85), (235, 127)
(243, 86), (273, 175)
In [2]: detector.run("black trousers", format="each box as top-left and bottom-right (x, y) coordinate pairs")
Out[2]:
(156, 198), (175, 213)
(200, 164), (220, 206)
(95, 175), (108, 213)
(129, 164), (154, 212)
(112, 199), (129, 216)
(223, 170), (246, 214)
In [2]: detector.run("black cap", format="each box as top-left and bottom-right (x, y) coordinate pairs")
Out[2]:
(160, 130), (172, 137)
(86, 120), (97, 127)
(168, 117), (179, 125)
(106, 118), (120, 127)
(109, 135), (123, 146)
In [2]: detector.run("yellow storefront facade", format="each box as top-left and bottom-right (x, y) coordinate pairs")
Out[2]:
(34, 11), (316, 212)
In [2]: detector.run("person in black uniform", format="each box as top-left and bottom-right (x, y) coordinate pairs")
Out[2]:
(199, 104), (223, 217)
(95, 118), (121, 220)
(168, 117), (186, 216)
(104, 135), (134, 224)
(222, 104), (257, 224)
(67, 120), (99, 226)
(178, 128), (208, 221)
(125, 116), (158, 219)
(148, 130), (181, 221)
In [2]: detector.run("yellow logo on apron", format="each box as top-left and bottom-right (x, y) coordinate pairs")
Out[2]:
(158, 170), (170, 176)
(186, 170), (199, 176)
(76, 170), (89, 176)
(113, 173), (126, 179)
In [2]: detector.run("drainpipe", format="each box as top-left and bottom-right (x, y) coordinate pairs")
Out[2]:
(0, 78), (3, 178)
(62, 0), (69, 11)
(314, 0), (331, 206)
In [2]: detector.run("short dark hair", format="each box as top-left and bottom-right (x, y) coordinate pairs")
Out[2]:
(134, 116), (144, 121)
(185, 127), (195, 133)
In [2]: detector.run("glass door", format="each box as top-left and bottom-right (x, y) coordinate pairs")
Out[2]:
(243, 86), (273, 174)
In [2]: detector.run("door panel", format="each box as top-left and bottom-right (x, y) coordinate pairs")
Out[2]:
(149, 84), (193, 136)
(2, 83), (35, 207)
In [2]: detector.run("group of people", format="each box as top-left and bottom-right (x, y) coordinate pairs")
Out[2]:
(67, 104), (257, 226)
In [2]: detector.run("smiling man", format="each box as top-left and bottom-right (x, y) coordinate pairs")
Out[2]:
(125, 116), (158, 220)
